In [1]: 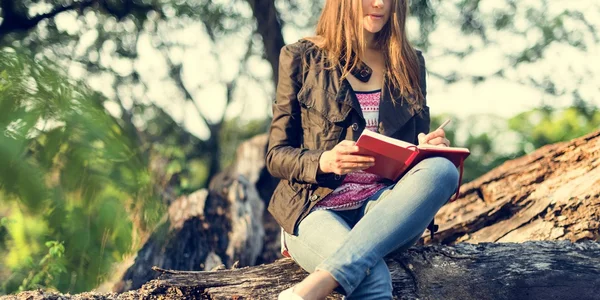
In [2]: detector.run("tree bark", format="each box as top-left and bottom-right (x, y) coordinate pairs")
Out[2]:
(424, 129), (600, 245)
(4, 241), (600, 299)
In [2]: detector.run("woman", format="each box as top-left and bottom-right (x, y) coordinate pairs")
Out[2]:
(266, 0), (459, 299)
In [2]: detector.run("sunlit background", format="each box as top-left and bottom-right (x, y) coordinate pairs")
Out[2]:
(1, 0), (599, 295)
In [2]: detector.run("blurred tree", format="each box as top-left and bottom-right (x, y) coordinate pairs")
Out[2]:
(1, 0), (596, 184)
(433, 102), (600, 183)
(219, 117), (271, 168)
(0, 0), (267, 188)
(0, 48), (163, 293)
(430, 114), (515, 183)
(421, 0), (598, 103)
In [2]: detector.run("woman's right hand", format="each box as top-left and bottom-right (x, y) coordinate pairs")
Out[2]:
(318, 140), (375, 175)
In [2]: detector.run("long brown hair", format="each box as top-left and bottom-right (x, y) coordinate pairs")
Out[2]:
(305, 0), (424, 109)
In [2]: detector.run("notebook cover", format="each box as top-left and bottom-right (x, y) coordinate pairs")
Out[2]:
(356, 130), (470, 181)
(355, 131), (418, 181)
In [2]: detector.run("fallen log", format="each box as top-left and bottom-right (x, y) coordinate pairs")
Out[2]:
(4, 241), (600, 300)
(427, 129), (600, 245)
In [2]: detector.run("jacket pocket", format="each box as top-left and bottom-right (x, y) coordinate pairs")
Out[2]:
(297, 84), (348, 149)
(268, 180), (308, 235)
(297, 84), (350, 124)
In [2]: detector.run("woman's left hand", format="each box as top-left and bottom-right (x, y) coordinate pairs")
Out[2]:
(418, 128), (451, 147)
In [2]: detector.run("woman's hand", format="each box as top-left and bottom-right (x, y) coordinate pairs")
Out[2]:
(318, 140), (375, 175)
(418, 128), (451, 147)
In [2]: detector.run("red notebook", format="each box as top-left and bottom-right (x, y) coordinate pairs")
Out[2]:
(355, 129), (470, 201)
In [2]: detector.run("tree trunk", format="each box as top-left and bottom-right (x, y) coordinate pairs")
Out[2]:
(5, 241), (600, 300)
(245, 0), (286, 85)
(206, 123), (223, 184)
(113, 135), (270, 292)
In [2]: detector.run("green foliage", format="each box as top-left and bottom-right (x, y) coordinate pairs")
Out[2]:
(0, 48), (164, 294)
(17, 241), (66, 292)
(431, 114), (511, 183)
(508, 104), (600, 154)
(459, 129), (518, 183)
(435, 103), (600, 183)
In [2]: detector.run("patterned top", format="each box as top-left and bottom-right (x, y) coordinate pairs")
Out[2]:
(312, 89), (390, 211)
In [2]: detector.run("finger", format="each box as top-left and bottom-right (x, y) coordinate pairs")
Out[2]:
(338, 140), (356, 147)
(338, 160), (375, 168)
(418, 133), (427, 145)
(428, 137), (451, 147)
(338, 154), (375, 163)
(426, 137), (443, 145)
(426, 128), (445, 140)
(427, 137), (447, 146)
(337, 145), (360, 154)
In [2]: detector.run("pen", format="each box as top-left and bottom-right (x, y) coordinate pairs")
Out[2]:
(419, 118), (452, 145)
(436, 118), (451, 131)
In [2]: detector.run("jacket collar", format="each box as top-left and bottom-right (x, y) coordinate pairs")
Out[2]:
(377, 75), (418, 136)
(306, 40), (417, 137)
(335, 71), (416, 137)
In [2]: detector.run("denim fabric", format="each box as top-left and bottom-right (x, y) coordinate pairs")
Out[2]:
(283, 157), (459, 299)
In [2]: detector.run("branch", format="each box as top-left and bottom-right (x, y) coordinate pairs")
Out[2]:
(156, 45), (212, 130)
(0, 0), (160, 43)
(0, 0), (96, 41)
(218, 32), (256, 124)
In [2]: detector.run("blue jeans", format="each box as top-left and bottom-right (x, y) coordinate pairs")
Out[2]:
(283, 157), (459, 299)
